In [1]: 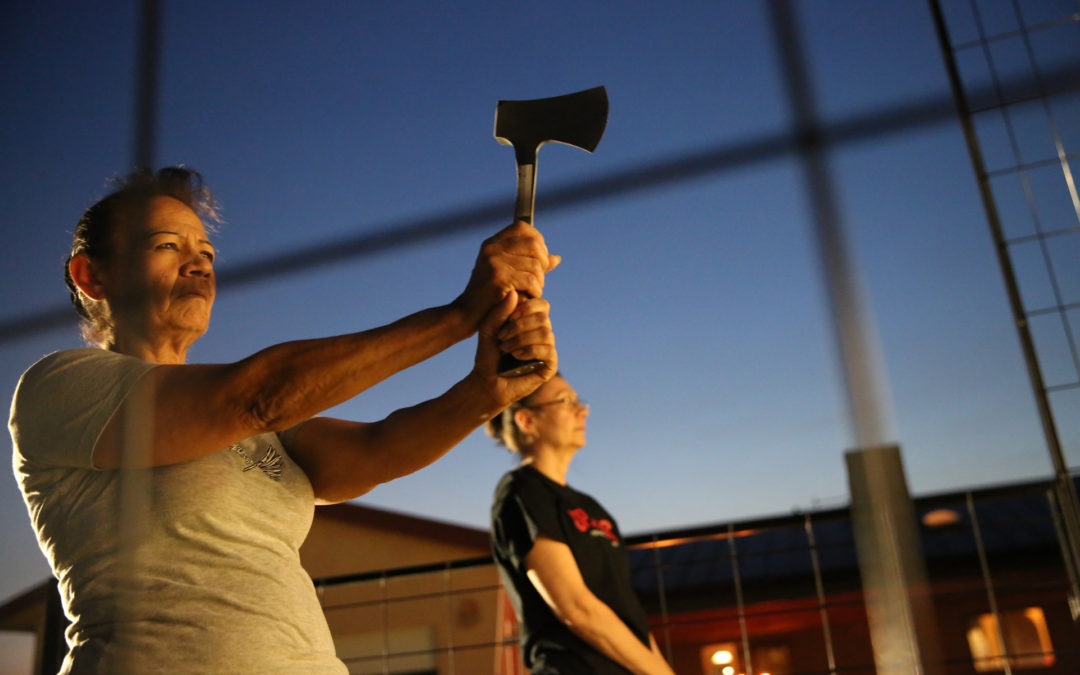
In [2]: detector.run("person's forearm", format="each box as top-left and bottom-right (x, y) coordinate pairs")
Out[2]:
(287, 291), (555, 502)
(565, 599), (675, 675)
(232, 303), (474, 433)
(97, 303), (477, 469)
(365, 374), (499, 474)
(302, 374), (501, 502)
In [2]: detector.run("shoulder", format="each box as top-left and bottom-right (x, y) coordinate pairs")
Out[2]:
(18, 348), (150, 385)
(13, 349), (152, 408)
(491, 467), (559, 525)
(492, 468), (521, 508)
(494, 466), (552, 502)
(10, 349), (159, 465)
(19, 348), (103, 379)
(490, 467), (568, 557)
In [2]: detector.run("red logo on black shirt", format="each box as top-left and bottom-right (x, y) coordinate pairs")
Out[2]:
(567, 507), (619, 544)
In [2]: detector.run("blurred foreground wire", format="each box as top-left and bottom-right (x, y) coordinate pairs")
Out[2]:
(2, 63), (1077, 345)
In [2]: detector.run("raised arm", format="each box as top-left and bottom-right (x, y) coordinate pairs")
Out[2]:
(93, 221), (557, 469)
(525, 536), (676, 675)
(287, 293), (556, 502)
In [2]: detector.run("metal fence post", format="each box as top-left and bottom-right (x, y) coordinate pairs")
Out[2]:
(846, 445), (941, 674)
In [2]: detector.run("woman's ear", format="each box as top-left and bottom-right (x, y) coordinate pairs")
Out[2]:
(69, 253), (108, 301)
(513, 408), (535, 436)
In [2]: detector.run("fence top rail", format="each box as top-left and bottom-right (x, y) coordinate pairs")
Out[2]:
(311, 474), (1072, 590)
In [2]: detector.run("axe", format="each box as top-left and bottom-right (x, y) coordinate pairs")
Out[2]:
(493, 85), (609, 376)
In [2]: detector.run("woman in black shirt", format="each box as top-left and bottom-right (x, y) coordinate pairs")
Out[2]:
(488, 374), (675, 675)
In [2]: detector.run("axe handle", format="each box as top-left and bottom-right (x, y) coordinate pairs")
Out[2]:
(513, 163), (536, 224)
(499, 162), (546, 377)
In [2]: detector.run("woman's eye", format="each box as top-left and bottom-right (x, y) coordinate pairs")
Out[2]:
(157, 242), (178, 250)
(201, 251), (215, 261)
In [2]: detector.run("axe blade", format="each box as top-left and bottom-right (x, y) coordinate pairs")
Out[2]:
(492, 86), (607, 377)
(495, 86), (609, 166)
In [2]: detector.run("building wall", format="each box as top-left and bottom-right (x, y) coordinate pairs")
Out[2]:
(301, 505), (503, 674)
(318, 563), (506, 674)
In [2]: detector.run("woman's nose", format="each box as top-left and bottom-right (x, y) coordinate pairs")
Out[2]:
(182, 250), (213, 276)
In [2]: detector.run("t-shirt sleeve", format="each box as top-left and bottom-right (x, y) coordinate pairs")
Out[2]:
(493, 473), (567, 566)
(9, 349), (157, 469)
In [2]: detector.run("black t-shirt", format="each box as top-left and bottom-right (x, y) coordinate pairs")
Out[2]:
(490, 465), (651, 674)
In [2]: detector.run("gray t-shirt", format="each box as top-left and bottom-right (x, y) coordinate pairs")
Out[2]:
(9, 349), (347, 673)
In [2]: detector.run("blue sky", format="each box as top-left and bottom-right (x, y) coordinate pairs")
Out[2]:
(2, 1), (1078, 665)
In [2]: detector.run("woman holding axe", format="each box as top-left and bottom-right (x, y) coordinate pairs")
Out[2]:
(488, 373), (677, 675)
(9, 166), (558, 672)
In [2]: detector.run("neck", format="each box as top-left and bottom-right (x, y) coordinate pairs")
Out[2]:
(111, 330), (193, 364)
(520, 446), (576, 485)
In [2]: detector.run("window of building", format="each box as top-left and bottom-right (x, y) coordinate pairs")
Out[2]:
(966, 607), (1054, 671)
(699, 641), (792, 675)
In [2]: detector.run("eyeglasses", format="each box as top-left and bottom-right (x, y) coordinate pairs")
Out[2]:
(522, 396), (588, 411)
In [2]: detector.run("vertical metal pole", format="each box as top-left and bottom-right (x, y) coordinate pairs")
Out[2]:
(728, 524), (753, 675)
(379, 573), (390, 675)
(925, 0), (1080, 619)
(845, 446), (940, 674)
(765, 0), (895, 450)
(443, 565), (456, 675)
(1048, 487), (1080, 619)
(966, 492), (1013, 674)
(804, 515), (838, 675)
(113, 1), (162, 669)
(650, 534), (674, 661)
(766, 1), (940, 672)
(133, 0), (160, 170)
(114, 390), (155, 671)
(1005, 0), (1080, 222)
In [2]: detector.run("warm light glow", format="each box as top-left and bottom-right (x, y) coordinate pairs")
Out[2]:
(711, 650), (733, 665)
(633, 528), (760, 550)
(922, 508), (961, 527)
(966, 606), (1055, 671)
(721, 668), (734, 675)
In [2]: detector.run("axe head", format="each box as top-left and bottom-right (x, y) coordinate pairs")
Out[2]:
(495, 86), (608, 165)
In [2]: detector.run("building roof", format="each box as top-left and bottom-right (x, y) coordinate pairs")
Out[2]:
(313, 501), (489, 550)
(625, 476), (1076, 603)
(0, 499), (490, 627)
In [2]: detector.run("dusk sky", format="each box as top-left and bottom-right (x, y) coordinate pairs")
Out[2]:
(2, 1), (1078, 668)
